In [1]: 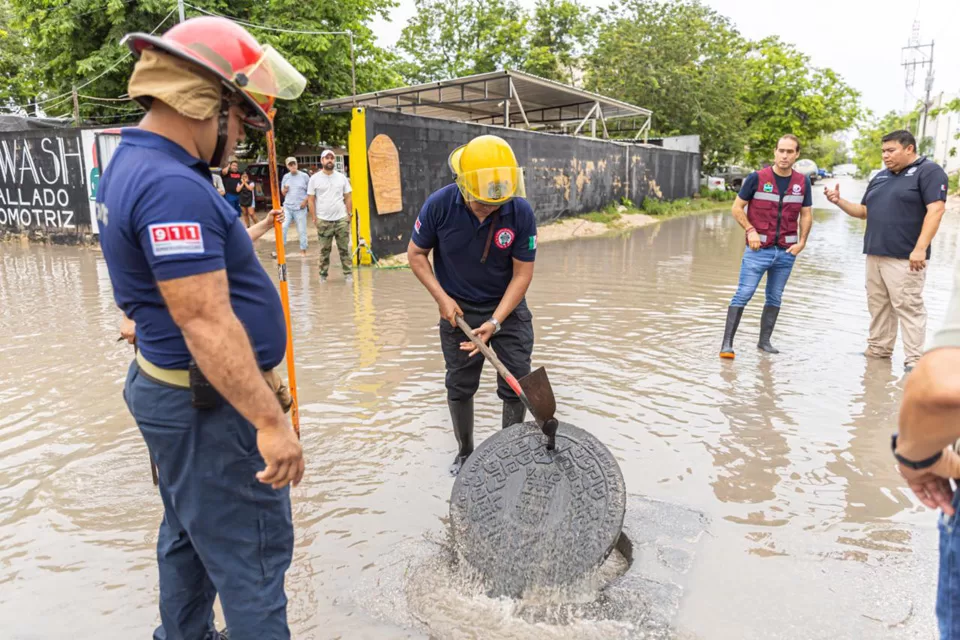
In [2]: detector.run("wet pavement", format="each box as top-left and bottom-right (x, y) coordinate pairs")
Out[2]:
(0, 177), (957, 638)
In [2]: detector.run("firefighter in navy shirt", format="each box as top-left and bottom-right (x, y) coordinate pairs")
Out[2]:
(408, 135), (538, 476)
(96, 17), (306, 639)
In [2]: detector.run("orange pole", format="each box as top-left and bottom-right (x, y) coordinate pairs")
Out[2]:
(265, 109), (300, 438)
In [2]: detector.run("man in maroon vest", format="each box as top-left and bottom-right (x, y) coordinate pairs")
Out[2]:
(720, 134), (813, 358)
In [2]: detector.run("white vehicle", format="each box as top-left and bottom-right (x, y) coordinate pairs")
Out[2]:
(793, 159), (819, 185)
(700, 172), (726, 191)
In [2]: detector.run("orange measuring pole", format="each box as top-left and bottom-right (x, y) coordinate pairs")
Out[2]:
(265, 109), (300, 437)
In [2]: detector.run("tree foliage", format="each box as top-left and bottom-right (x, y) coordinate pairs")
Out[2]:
(851, 111), (914, 176)
(2, 0), (399, 154)
(806, 134), (850, 171)
(395, 0), (528, 83)
(523, 0), (595, 84)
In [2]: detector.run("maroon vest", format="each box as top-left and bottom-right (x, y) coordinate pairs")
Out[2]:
(746, 167), (806, 248)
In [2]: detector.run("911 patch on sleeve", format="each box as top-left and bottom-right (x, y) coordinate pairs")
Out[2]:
(148, 222), (204, 256)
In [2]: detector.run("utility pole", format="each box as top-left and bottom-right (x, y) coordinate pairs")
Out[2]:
(901, 23), (934, 149)
(177, 0), (185, 23)
(72, 86), (80, 127)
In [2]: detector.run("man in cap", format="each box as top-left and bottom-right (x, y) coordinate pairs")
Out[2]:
(95, 16), (307, 639)
(280, 156), (310, 257)
(307, 149), (353, 282)
(407, 134), (538, 476)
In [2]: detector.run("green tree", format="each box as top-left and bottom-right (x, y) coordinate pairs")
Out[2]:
(740, 37), (862, 165)
(2, 0), (398, 153)
(395, 0), (528, 83)
(806, 134), (850, 170)
(0, 0), (40, 112)
(523, 0), (594, 84)
(585, 0), (748, 168)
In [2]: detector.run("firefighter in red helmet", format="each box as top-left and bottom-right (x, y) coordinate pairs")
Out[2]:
(97, 17), (306, 639)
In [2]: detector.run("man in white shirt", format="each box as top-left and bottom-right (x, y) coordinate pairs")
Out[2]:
(307, 149), (353, 282)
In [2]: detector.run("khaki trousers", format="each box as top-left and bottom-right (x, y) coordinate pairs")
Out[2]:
(865, 254), (927, 366)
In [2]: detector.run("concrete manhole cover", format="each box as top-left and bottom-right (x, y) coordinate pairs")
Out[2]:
(450, 421), (626, 597)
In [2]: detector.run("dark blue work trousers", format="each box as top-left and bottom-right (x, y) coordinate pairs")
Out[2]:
(124, 361), (293, 640)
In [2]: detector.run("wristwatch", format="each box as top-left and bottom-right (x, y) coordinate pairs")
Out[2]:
(891, 433), (943, 470)
(488, 318), (502, 334)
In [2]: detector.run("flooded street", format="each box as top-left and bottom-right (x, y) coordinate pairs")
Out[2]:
(1, 177), (958, 639)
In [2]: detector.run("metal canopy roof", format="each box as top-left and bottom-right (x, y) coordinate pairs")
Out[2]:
(317, 70), (652, 139)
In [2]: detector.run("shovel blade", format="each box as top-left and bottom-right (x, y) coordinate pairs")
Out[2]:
(519, 366), (556, 423)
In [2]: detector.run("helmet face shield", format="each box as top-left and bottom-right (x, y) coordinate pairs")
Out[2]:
(456, 166), (525, 205)
(237, 45), (306, 101)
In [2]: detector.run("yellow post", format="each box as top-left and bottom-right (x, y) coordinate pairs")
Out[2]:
(349, 107), (372, 266)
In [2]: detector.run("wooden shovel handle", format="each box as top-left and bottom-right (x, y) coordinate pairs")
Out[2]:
(455, 316), (526, 401)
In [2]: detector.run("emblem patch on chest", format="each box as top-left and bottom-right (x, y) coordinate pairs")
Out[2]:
(792, 183), (802, 194)
(495, 228), (515, 249)
(763, 182), (774, 193)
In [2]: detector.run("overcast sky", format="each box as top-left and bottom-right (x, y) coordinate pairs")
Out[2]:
(370, 0), (960, 119)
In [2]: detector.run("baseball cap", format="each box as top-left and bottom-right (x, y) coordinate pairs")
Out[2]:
(320, 149), (335, 160)
(285, 157), (297, 165)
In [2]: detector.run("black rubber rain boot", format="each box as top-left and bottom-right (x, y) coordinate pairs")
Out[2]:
(757, 305), (781, 354)
(448, 398), (474, 477)
(719, 306), (745, 359)
(501, 400), (526, 429)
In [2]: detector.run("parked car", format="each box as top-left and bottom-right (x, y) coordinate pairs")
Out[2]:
(245, 162), (289, 211)
(714, 165), (753, 191)
(793, 159), (819, 185)
(700, 172), (726, 192)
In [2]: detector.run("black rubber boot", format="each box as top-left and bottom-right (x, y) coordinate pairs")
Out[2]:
(501, 400), (526, 429)
(757, 305), (780, 354)
(719, 306), (744, 359)
(448, 398), (474, 477)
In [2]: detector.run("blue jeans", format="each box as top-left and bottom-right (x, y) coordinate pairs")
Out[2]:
(730, 246), (797, 308)
(224, 193), (241, 217)
(123, 362), (293, 640)
(939, 488), (960, 638)
(282, 207), (308, 251)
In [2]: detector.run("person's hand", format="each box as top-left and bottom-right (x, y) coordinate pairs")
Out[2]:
(786, 242), (805, 256)
(823, 183), (841, 205)
(747, 230), (761, 251)
(438, 295), (464, 327)
(119, 316), (136, 344)
(909, 249), (927, 272)
(460, 322), (495, 357)
(300, 199), (308, 209)
(255, 420), (304, 490)
(265, 209), (284, 225)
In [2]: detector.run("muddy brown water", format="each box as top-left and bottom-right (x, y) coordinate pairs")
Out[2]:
(1, 178), (957, 638)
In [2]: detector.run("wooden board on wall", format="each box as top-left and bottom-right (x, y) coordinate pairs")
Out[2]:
(368, 134), (403, 215)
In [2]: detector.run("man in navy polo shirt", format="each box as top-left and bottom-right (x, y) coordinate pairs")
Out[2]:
(825, 130), (949, 371)
(408, 135), (537, 476)
(96, 17), (306, 639)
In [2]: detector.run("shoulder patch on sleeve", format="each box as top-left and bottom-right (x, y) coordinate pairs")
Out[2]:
(148, 222), (204, 256)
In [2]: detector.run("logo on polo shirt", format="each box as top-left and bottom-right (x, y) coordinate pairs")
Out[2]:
(791, 184), (801, 194)
(907, 167), (917, 176)
(414, 217), (422, 234)
(148, 222), (204, 256)
(529, 235), (538, 250)
(495, 228), (515, 249)
(763, 182), (774, 193)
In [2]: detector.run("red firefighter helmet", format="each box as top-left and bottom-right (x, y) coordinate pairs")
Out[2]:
(122, 16), (306, 131)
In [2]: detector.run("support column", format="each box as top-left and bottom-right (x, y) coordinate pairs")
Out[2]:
(349, 107), (372, 266)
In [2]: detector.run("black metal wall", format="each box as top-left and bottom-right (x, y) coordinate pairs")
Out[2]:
(0, 128), (92, 238)
(364, 110), (700, 257)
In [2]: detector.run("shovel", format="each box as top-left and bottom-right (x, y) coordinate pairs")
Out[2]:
(455, 316), (559, 450)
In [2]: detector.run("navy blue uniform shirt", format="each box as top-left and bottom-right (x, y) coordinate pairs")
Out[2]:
(738, 172), (813, 206)
(411, 184), (537, 305)
(97, 129), (286, 370)
(860, 156), (949, 260)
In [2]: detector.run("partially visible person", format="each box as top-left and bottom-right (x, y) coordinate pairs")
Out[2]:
(221, 159), (243, 217)
(719, 134), (813, 358)
(211, 170), (226, 196)
(824, 130), (948, 371)
(894, 253), (960, 637)
(307, 149), (353, 282)
(280, 156), (310, 257)
(239, 170), (257, 227)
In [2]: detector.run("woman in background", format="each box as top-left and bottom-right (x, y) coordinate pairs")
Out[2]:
(240, 171), (257, 227)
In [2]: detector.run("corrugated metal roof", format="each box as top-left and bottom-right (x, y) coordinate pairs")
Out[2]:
(317, 70), (651, 128)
